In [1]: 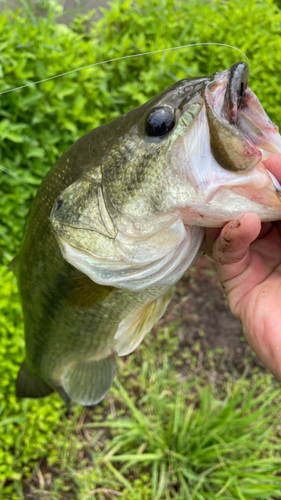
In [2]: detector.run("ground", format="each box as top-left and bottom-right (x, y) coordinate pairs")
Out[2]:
(160, 254), (263, 376)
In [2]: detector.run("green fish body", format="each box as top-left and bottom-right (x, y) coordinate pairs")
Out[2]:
(15, 63), (281, 405)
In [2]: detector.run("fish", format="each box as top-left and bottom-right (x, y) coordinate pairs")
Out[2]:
(13, 61), (281, 407)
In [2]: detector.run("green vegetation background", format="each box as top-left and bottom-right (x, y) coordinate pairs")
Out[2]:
(1, 0), (281, 498)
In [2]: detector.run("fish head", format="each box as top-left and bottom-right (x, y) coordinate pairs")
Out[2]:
(54, 62), (281, 228)
(50, 62), (281, 290)
(98, 60), (281, 228)
(164, 61), (281, 227)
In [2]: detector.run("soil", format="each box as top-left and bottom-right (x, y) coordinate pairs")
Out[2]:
(160, 254), (265, 376)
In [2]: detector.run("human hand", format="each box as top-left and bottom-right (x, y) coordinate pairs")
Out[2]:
(208, 154), (281, 380)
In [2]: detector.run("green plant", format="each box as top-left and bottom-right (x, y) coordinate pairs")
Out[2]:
(1, 0), (281, 261)
(1, 0), (281, 497)
(89, 373), (281, 499)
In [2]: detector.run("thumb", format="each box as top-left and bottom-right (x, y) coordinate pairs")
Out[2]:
(213, 212), (261, 284)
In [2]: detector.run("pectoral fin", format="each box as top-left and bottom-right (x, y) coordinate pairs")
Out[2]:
(114, 288), (174, 356)
(16, 362), (53, 398)
(62, 354), (116, 406)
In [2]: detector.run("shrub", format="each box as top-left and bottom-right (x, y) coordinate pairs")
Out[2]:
(1, 0), (281, 260)
(1, 0), (281, 496)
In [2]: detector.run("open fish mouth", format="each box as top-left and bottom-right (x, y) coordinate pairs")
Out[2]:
(205, 62), (281, 190)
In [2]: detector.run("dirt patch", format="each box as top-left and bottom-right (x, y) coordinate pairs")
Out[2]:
(172, 254), (243, 348)
(159, 254), (265, 375)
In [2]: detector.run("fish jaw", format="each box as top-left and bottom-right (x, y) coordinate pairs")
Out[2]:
(167, 96), (281, 227)
(237, 88), (281, 156)
(205, 67), (263, 173)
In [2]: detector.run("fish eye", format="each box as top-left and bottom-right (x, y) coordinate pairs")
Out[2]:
(145, 107), (175, 137)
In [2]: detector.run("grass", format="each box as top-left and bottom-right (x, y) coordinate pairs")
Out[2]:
(21, 349), (281, 499)
(19, 301), (281, 500)
(98, 378), (281, 499)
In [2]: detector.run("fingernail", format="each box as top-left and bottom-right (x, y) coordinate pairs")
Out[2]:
(230, 217), (241, 230)
(231, 213), (246, 230)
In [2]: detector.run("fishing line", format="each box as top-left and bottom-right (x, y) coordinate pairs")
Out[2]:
(0, 42), (250, 96)
(0, 164), (28, 186)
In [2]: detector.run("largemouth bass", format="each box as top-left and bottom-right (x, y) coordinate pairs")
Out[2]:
(15, 62), (281, 406)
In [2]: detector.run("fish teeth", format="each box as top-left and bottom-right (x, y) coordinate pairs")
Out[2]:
(258, 148), (271, 161)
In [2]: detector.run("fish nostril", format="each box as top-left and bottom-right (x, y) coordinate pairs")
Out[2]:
(55, 199), (63, 212)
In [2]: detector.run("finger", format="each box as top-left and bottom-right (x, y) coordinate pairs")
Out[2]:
(263, 153), (281, 183)
(214, 215), (281, 318)
(257, 221), (273, 240)
(200, 227), (222, 255)
(213, 212), (261, 271)
(241, 278), (281, 382)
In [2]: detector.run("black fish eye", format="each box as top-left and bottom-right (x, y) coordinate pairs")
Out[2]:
(145, 107), (175, 137)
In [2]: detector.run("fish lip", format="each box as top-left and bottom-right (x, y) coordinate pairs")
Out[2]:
(205, 69), (262, 174)
(227, 62), (250, 125)
(207, 62), (250, 125)
(205, 65), (281, 193)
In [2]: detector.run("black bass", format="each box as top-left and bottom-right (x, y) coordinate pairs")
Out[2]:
(14, 62), (281, 406)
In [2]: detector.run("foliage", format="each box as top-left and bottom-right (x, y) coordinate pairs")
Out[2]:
(1, 0), (281, 260)
(1, 0), (281, 497)
(93, 374), (281, 499)
(0, 267), (69, 497)
(21, 360), (281, 500)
